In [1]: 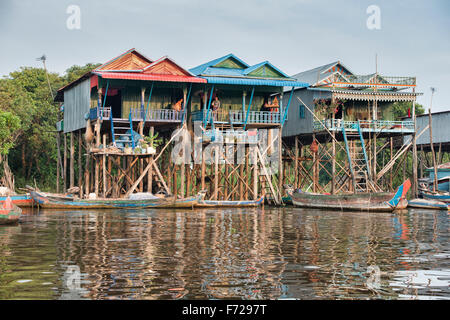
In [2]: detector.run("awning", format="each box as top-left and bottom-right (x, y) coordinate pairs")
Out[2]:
(201, 76), (309, 87)
(94, 72), (207, 83)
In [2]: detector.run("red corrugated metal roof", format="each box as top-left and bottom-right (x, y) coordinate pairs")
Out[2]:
(95, 72), (206, 83)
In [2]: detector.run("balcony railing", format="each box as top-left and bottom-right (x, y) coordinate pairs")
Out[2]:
(89, 107), (181, 122)
(129, 108), (182, 122)
(313, 119), (415, 133)
(89, 106), (111, 120)
(191, 110), (282, 125)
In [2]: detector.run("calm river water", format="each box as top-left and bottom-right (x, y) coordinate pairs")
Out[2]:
(0, 207), (448, 300)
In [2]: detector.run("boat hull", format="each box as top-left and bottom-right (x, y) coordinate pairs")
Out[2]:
(196, 196), (264, 208)
(408, 198), (448, 210)
(289, 179), (411, 212)
(420, 192), (450, 203)
(0, 206), (22, 225)
(0, 194), (34, 208)
(289, 192), (400, 212)
(30, 191), (201, 209)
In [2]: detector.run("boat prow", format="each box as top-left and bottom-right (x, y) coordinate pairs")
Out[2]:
(0, 196), (22, 225)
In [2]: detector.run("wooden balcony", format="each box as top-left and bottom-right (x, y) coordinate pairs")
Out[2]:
(191, 109), (282, 127)
(89, 107), (182, 123)
(313, 119), (415, 134)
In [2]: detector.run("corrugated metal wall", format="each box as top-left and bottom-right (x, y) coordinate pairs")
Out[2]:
(281, 89), (315, 137)
(415, 112), (450, 145)
(63, 78), (91, 133)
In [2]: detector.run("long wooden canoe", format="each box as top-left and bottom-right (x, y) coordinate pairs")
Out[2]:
(419, 191), (450, 203)
(195, 196), (264, 208)
(30, 191), (203, 210)
(0, 197), (22, 225)
(0, 194), (34, 208)
(289, 179), (411, 212)
(408, 198), (448, 210)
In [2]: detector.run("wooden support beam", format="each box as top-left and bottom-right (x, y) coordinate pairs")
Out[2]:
(294, 137), (299, 189)
(56, 132), (60, 193)
(102, 134), (107, 198)
(78, 131), (83, 198)
(70, 132), (74, 188)
(213, 145), (219, 200)
(63, 133), (67, 192)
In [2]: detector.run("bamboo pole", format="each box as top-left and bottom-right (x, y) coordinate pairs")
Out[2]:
(253, 144), (258, 200)
(213, 145), (219, 200)
(429, 109), (438, 192)
(102, 134), (106, 198)
(294, 137), (299, 189)
(78, 131), (83, 198)
(56, 132), (60, 193)
(63, 133), (67, 192)
(411, 89), (418, 197)
(70, 132), (74, 188)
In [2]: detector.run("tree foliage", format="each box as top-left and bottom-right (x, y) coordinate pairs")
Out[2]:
(392, 101), (425, 120)
(0, 111), (21, 155)
(0, 63), (99, 190)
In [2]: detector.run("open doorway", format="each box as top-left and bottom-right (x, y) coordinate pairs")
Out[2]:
(103, 89), (122, 118)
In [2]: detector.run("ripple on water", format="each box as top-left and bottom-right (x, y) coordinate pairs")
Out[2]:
(0, 207), (448, 299)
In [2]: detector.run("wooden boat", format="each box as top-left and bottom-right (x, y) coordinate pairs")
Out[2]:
(408, 198), (448, 210)
(288, 179), (411, 212)
(0, 194), (34, 208)
(419, 190), (450, 203)
(195, 196), (264, 208)
(0, 197), (22, 225)
(30, 191), (204, 210)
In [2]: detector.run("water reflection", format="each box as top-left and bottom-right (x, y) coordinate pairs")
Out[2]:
(0, 207), (448, 300)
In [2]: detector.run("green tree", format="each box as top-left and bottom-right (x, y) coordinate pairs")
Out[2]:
(0, 111), (21, 155)
(0, 63), (99, 190)
(392, 101), (425, 120)
(64, 63), (101, 83)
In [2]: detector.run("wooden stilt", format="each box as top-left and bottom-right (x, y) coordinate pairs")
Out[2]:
(294, 136), (299, 189)
(78, 131), (83, 198)
(56, 132), (60, 193)
(102, 135), (106, 198)
(63, 133), (67, 193)
(70, 132), (74, 188)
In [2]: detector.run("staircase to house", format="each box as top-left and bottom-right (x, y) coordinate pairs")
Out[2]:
(110, 112), (136, 150)
(342, 122), (372, 193)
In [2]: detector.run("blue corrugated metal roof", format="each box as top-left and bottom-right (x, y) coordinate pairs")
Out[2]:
(201, 76), (309, 87)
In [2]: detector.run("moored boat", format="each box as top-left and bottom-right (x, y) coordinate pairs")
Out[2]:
(0, 197), (22, 225)
(408, 198), (448, 210)
(288, 179), (411, 212)
(419, 191), (450, 203)
(0, 194), (34, 208)
(30, 191), (204, 210)
(195, 196), (264, 208)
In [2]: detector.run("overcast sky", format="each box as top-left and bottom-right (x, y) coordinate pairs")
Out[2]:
(0, 0), (449, 111)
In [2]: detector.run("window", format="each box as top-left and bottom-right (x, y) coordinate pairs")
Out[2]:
(299, 104), (305, 119)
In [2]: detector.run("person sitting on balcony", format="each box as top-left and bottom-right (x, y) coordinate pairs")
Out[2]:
(271, 97), (279, 113)
(172, 98), (183, 112)
(261, 98), (271, 111)
(261, 97), (279, 112)
(211, 96), (221, 112)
